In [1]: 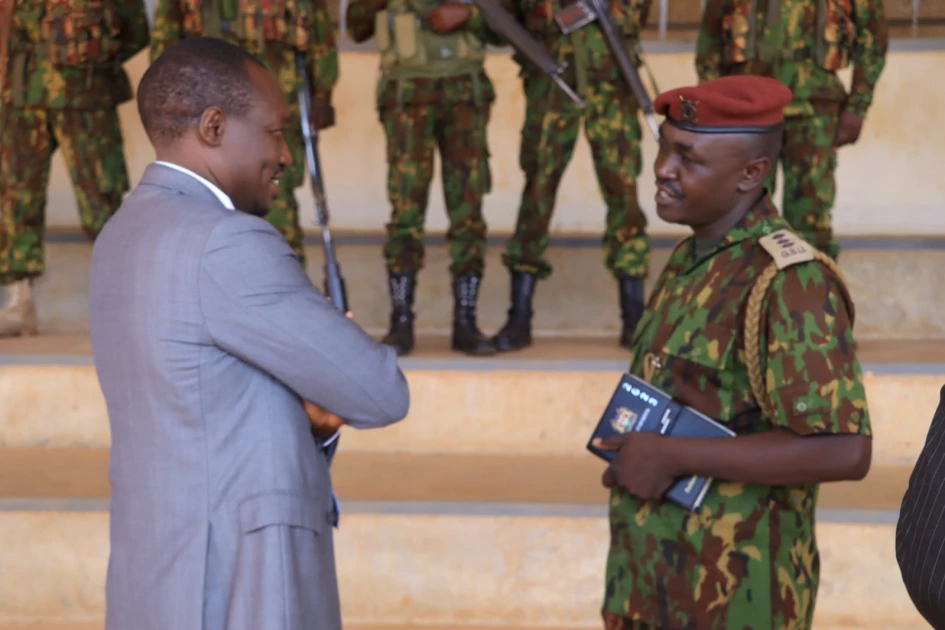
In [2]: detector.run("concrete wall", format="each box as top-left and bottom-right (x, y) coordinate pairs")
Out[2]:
(40, 42), (945, 237)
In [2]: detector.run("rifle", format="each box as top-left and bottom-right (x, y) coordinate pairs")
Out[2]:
(293, 51), (349, 315)
(0, 0), (15, 124)
(455, 0), (585, 108)
(554, 0), (659, 138)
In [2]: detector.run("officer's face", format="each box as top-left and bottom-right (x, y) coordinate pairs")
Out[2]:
(219, 63), (293, 217)
(653, 123), (768, 238)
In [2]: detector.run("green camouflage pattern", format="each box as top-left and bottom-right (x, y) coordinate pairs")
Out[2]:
(765, 106), (842, 260)
(695, 0), (888, 118)
(380, 101), (491, 276)
(150, 0), (342, 264)
(0, 107), (129, 284)
(505, 0), (651, 88)
(2, 0), (149, 109)
(604, 196), (871, 628)
(345, 0), (501, 108)
(501, 74), (650, 280)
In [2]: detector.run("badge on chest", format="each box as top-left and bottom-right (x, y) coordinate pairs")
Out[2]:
(554, 0), (597, 34)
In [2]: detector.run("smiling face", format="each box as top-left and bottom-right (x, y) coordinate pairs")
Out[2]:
(653, 122), (774, 239)
(216, 63), (293, 216)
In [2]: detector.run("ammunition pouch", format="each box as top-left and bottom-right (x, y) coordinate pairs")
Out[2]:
(374, 0), (485, 106)
(38, 0), (123, 67)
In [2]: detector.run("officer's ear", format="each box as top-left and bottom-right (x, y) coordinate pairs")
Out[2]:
(197, 106), (226, 148)
(736, 156), (771, 194)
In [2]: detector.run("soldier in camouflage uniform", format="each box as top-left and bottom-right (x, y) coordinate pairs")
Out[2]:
(594, 76), (872, 629)
(150, 0), (339, 266)
(0, 0), (149, 338)
(696, 0), (888, 261)
(346, 0), (504, 357)
(492, 0), (654, 353)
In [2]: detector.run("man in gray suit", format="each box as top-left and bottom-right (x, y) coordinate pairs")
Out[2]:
(88, 37), (411, 630)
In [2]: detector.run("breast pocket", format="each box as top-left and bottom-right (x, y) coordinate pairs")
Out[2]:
(659, 322), (738, 420)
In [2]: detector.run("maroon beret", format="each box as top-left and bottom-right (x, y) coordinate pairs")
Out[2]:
(653, 75), (794, 134)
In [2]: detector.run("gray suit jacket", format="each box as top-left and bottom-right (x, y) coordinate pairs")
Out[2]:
(89, 163), (410, 630)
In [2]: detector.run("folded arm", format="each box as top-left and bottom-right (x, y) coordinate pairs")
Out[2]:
(199, 214), (410, 429)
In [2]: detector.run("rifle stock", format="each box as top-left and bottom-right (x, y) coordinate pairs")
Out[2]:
(294, 52), (349, 314)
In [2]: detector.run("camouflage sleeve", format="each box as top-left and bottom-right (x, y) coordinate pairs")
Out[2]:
(845, 0), (888, 118)
(465, 6), (506, 47)
(306, 0), (339, 106)
(150, 0), (185, 62)
(695, 0), (729, 82)
(760, 262), (872, 437)
(346, 0), (385, 43)
(117, 0), (150, 63)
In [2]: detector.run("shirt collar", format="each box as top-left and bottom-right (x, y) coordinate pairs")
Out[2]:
(154, 160), (235, 210)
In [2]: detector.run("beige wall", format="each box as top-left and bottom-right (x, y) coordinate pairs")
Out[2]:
(41, 46), (945, 237)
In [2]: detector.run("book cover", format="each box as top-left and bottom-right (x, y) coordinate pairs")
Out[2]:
(586, 373), (735, 511)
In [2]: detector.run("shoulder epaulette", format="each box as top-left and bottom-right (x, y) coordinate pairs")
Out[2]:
(757, 229), (815, 270)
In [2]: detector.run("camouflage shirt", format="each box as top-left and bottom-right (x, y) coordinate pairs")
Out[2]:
(346, 0), (502, 108)
(150, 0), (338, 107)
(2, 0), (149, 109)
(603, 195), (872, 629)
(695, 0), (888, 118)
(507, 0), (651, 85)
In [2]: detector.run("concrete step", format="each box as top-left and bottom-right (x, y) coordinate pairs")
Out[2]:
(0, 334), (940, 469)
(0, 497), (927, 629)
(16, 233), (945, 340)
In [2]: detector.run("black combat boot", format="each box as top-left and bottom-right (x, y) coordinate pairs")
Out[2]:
(618, 275), (645, 349)
(492, 271), (537, 352)
(451, 273), (495, 356)
(381, 272), (416, 356)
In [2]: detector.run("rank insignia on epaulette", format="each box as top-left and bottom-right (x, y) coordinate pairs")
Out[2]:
(679, 96), (699, 123)
(758, 229), (815, 269)
(610, 406), (639, 433)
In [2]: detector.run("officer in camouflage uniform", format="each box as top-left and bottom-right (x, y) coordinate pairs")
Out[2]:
(492, 0), (653, 353)
(696, 0), (888, 261)
(150, 0), (339, 267)
(346, 0), (504, 357)
(595, 76), (872, 629)
(0, 0), (149, 338)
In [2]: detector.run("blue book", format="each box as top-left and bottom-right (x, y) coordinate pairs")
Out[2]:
(586, 373), (736, 511)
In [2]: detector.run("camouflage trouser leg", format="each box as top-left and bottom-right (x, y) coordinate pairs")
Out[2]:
(0, 107), (129, 285)
(766, 106), (841, 261)
(503, 76), (649, 279)
(584, 82), (649, 279)
(437, 102), (491, 277)
(267, 104), (306, 267)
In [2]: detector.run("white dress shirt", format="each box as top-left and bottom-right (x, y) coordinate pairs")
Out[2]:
(155, 160), (235, 210)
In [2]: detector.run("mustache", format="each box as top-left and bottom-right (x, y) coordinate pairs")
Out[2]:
(655, 178), (683, 199)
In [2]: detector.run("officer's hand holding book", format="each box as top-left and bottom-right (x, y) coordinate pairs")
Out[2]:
(593, 433), (679, 501)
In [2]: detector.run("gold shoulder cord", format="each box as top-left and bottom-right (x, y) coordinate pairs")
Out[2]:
(743, 236), (848, 420)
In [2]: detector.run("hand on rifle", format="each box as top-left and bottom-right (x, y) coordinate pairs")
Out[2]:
(430, 2), (472, 34)
(310, 102), (336, 131)
(304, 399), (346, 438)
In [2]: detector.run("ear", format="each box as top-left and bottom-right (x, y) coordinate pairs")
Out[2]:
(196, 106), (226, 148)
(737, 156), (771, 194)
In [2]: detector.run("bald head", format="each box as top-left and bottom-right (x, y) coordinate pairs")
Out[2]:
(137, 37), (267, 146)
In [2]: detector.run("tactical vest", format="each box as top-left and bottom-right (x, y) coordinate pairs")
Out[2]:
(722, 0), (855, 71)
(37, 0), (123, 66)
(178, 0), (313, 53)
(373, 0), (485, 103)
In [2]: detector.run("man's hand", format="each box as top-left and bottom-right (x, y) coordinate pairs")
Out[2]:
(592, 432), (681, 501)
(429, 2), (472, 34)
(304, 399), (345, 438)
(310, 103), (335, 131)
(834, 110), (864, 148)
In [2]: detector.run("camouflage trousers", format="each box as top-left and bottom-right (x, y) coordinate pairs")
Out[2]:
(765, 104), (842, 261)
(380, 101), (491, 276)
(269, 101), (307, 267)
(0, 106), (129, 284)
(502, 74), (650, 280)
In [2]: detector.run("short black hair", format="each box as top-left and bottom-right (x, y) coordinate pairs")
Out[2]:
(743, 128), (784, 164)
(137, 37), (267, 144)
